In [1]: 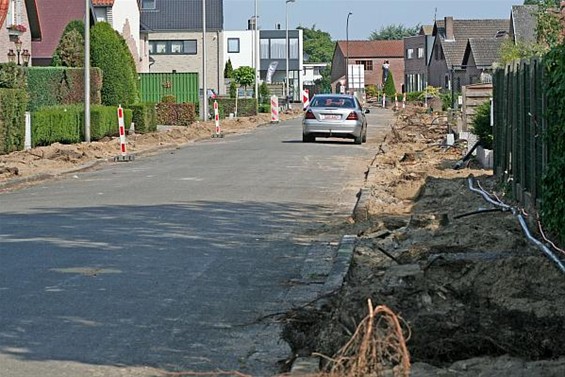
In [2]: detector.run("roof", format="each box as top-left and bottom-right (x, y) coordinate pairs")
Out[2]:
(420, 25), (434, 35)
(434, 18), (509, 67)
(92, 0), (114, 6)
(141, 0), (223, 32)
(32, 0), (94, 59)
(336, 40), (404, 59)
(463, 38), (505, 67)
(511, 5), (538, 43)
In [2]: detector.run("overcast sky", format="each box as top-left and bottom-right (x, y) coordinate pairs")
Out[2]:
(223, 0), (523, 40)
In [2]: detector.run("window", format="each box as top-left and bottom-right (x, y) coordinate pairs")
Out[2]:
(270, 39), (286, 59)
(260, 38), (298, 59)
(149, 40), (197, 55)
(260, 39), (269, 59)
(141, 0), (156, 10)
(407, 48), (414, 59)
(418, 47), (425, 59)
(7, 0), (19, 25)
(355, 60), (373, 71)
(228, 38), (240, 53)
(289, 38), (298, 59)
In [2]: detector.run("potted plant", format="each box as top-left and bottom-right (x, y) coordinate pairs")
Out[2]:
(7, 24), (26, 36)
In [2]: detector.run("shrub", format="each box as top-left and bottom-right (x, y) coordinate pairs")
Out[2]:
(0, 89), (28, 154)
(130, 103), (157, 133)
(156, 103), (197, 127)
(259, 82), (270, 104)
(383, 72), (397, 97)
(470, 100), (493, 149)
(365, 85), (378, 98)
(405, 91), (423, 101)
(91, 22), (138, 106)
(0, 63), (26, 89)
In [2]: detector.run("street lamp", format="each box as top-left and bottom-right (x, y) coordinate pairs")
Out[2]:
(21, 49), (30, 66)
(7, 49), (16, 64)
(285, 0), (295, 107)
(202, 0), (208, 121)
(346, 12), (352, 93)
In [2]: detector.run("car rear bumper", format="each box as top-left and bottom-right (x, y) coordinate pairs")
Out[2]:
(302, 122), (362, 139)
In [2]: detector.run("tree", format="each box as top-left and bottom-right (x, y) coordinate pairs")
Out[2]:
(52, 20), (86, 67)
(90, 22), (138, 106)
(383, 72), (397, 97)
(313, 66), (331, 94)
(470, 100), (493, 149)
(232, 66), (255, 97)
(369, 24), (420, 40)
(298, 25), (335, 63)
(224, 58), (234, 79)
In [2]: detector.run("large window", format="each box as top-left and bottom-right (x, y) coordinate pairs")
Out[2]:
(141, 0), (156, 10)
(260, 38), (299, 59)
(418, 47), (425, 59)
(228, 38), (240, 53)
(149, 40), (197, 55)
(407, 48), (414, 59)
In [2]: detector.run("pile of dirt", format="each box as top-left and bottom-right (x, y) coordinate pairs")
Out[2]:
(0, 111), (300, 189)
(283, 105), (565, 376)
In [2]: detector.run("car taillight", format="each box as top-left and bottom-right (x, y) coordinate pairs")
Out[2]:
(346, 112), (359, 120)
(305, 110), (316, 119)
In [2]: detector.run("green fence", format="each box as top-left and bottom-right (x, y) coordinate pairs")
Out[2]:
(139, 72), (199, 103)
(493, 58), (547, 206)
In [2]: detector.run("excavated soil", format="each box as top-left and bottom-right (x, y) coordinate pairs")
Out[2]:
(282, 105), (565, 376)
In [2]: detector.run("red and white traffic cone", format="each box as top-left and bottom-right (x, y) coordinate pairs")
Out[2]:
(211, 100), (224, 138)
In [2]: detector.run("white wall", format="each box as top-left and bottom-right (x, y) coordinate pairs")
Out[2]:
(112, 0), (147, 71)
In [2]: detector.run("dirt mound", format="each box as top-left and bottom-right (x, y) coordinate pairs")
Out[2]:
(283, 105), (565, 375)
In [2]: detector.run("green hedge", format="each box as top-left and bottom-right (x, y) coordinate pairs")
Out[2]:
(0, 89), (28, 154)
(31, 105), (132, 146)
(213, 98), (257, 118)
(26, 67), (102, 111)
(130, 103), (157, 133)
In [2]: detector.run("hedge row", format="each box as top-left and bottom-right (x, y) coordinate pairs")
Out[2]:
(212, 98), (257, 119)
(0, 89), (28, 154)
(27, 67), (103, 111)
(32, 105), (133, 146)
(156, 103), (197, 127)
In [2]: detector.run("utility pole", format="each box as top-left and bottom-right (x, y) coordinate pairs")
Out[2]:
(84, 0), (90, 142)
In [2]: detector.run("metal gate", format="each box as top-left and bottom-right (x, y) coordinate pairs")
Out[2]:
(139, 72), (199, 103)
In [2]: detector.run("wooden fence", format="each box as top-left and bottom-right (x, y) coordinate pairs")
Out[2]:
(493, 58), (547, 207)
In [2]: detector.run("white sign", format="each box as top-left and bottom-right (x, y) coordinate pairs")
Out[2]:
(348, 64), (365, 89)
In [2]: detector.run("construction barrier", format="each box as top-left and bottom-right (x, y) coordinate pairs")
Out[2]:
(302, 89), (310, 110)
(211, 100), (223, 138)
(271, 95), (279, 123)
(402, 93), (406, 109)
(114, 105), (134, 161)
(382, 94), (386, 108)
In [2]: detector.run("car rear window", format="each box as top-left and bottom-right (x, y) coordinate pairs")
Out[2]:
(311, 97), (355, 108)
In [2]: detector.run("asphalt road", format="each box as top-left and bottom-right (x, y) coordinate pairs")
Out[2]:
(0, 108), (393, 376)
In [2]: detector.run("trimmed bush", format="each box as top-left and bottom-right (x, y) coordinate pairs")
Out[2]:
(383, 72), (397, 97)
(470, 100), (493, 149)
(26, 67), (102, 111)
(214, 98), (257, 118)
(130, 103), (157, 133)
(31, 105), (133, 146)
(91, 22), (138, 106)
(0, 63), (26, 89)
(0, 89), (28, 154)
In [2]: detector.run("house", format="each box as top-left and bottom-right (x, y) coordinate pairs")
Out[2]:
(428, 17), (509, 93)
(92, 0), (148, 72)
(141, 0), (224, 95)
(303, 62), (328, 86)
(509, 4), (538, 45)
(330, 40), (404, 94)
(222, 23), (304, 100)
(403, 25), (433, 92)
(462, 38), (505, 84)
(1, 0), (41, 65)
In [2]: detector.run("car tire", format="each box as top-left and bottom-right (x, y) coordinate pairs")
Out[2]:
(362, 128), (367, 143)
(303, 133), (315, 142)
(354, 133), (362, 145)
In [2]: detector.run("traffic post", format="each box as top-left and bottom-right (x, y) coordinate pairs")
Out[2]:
(402, 92), (407, 109)
(114, 105), (134, 162)
(271, 95), (279, 123)
(302, 89), (310, 110)
(211, 100), (224, 138)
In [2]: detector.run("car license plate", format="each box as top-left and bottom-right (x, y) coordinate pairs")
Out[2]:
(321, 114), (341, 120)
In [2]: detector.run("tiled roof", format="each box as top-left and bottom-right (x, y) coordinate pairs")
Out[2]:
(32, 0), (87, 59)
(465, 38), (505, 67)
(141, 0), (223, 32)
(436, 19), (509, 67)
(92, 0), (114, 6)
(336, 40), (404, 59)
(511, 5), (537, 43)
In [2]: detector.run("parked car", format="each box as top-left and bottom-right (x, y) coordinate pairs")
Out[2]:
(302, 94), (369, 144)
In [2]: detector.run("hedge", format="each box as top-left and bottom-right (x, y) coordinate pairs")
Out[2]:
(156, 103), (196, 127)
(130, 103), (158, 133)
(0, 89), (28, 154)
(31, 105), (132, 146)
(213, 98), (257, 118)
(26, 67), (102, 111)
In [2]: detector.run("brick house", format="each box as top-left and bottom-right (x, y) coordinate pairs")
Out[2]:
(428, 16), (509, 93)
(330, 40), (404, 94)
(1, 0), (40, 65)
(404, 25), (434, 92)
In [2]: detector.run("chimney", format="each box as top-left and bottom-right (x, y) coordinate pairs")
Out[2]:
(444, 16), (454, 41)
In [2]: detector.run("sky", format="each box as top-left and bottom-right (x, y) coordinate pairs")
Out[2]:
(223, 0), (523, 40)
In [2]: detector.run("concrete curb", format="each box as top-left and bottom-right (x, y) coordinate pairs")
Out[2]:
(289, 234), (357, 375)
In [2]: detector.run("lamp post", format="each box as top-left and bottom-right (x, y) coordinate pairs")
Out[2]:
(253, 0), (259, 108)
(7, 49), (15, 64)
(15, 37), (22, 65)
(202, 0), (208, 121)
(346, 12), (352, 93)
(285, 0), (295, 107)
(21, 49), (30, 66)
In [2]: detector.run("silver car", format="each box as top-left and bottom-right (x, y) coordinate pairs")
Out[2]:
(302, 94), (369, 144)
